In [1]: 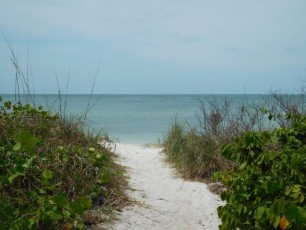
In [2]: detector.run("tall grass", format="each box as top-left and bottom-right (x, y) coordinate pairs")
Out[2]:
(162, 93), (306, 184)
(163, 120), (231, 180)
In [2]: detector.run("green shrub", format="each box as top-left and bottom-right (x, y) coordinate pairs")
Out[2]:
(217, 113), (306, 229)
(0, 97), (125, 229)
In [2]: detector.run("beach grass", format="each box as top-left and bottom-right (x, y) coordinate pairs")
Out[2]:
(162, 92), (306, 185)
(163, 119), (232, 183)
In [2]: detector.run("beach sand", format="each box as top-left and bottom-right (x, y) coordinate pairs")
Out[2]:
(97, 143), (223, 230)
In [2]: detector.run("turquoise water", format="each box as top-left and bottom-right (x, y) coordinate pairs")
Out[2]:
(1, 94), (266, 144)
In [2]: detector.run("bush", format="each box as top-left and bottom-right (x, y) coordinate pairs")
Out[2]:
(217, 113), (306, 229)
(0, 97), (125, 229)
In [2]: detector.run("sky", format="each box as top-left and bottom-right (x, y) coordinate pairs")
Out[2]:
(1, 0), (306, 94)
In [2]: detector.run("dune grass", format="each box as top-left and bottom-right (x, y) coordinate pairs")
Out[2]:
(163, 120), (232, 183)
(162, 99), (257, 182)
(162, 93), (306, 185)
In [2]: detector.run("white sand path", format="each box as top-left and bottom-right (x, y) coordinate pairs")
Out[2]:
(102, 143), (223, 230)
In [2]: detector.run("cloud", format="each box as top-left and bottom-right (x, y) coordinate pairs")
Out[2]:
(1, 0), (306, 94)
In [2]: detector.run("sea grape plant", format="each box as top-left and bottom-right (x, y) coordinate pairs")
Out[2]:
(217, 112), (306, 229)
(0, 97), (118, 229)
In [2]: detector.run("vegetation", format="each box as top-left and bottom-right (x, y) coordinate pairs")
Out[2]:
(162, 92), (306, 229)
(218, 112), (306, 229)
(0, 97), (126, 229)
(163, 120), (231, 181)
(163, 98), (266, 182)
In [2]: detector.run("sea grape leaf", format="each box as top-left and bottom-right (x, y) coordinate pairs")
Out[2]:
(8, 172), (24, 184)
(78, 197), (92, 210)
(272, 215), (280, 228)
(69, 201), (84, 215)
(255, 206), (265, 220)
(8, 166), (25, 184)
(49, 209), (63, 221)
(69, 197), (92, 215)
(284, 201), (298, 222)
(296, 207), (306, 227)
(52, 193), (68, 209)
(14, 131), (39, 151)
(13, 143), (21, 151)
(41, 169), (54, 186)
(88, 147), (95, 152)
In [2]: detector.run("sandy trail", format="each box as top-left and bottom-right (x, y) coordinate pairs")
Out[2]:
(101, 143), (223, 230)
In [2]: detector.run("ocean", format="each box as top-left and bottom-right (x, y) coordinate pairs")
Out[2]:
(1, 94), (268, 144)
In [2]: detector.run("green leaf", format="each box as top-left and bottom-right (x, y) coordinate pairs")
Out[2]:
(69, 197), (92, 215)
(255, 206), (265, 220)
(292, 185), (301, 193)
(277, 198), (286, 215)
(296, 207), (306, 226)
(62, 209), (71, 218)
(52, 193), (68, 209)
(47, 184), (58, 191)
(96, 179), (103, 184)
(26, 218), (36, 229)
(13, 209), (19, 218)
(41, 157), (48, 161)
(49, 209), (63, 221)
(100, 172), (111, 183)
(42, 169), (53, 180)
(243, 206), (247, 214)
(39, 188), (46, 194)
(28, 190), (38, 198)
(13, 143), (21, 151)
(284, 201), (298, 222)
(57, 146), (65, 152)
(8, 174), (20, 184)
(297, 193), (304, 203)
(69, 201), (84, 215)
(8, 169), (25, 184)
(78, 197), (92, 210)
(239, 161), (248, 170)
(22, 158), (32, 169)
(272, 215), (280, 228)
(62, 155), (69, 163)
(14, 131), (39, 151)
(237, 204), (243, 215)
(284, 187), (292, 196)
(88, 147), (95, 152)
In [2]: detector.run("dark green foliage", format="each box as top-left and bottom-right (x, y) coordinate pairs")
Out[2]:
(0, 97), (125, 229)
(217, 113), (306, 229)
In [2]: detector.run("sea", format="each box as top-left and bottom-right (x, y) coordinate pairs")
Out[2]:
(0, 94), (273, 144)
